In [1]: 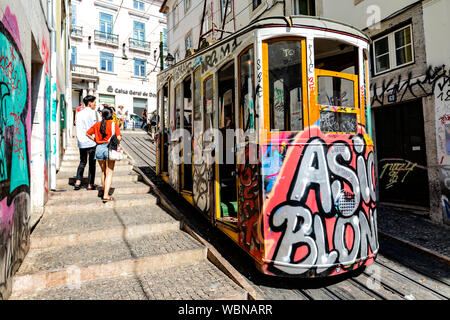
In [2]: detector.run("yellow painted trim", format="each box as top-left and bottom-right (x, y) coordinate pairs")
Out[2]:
(181, 193), (194, 206)
(217, 225), (239, 243)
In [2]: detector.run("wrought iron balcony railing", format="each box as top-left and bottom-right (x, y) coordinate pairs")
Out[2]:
(94, 30), (119, 46)
(71, 64), (99, 80)
(71, 25), (83, 38)
(129, 38), (151, 52)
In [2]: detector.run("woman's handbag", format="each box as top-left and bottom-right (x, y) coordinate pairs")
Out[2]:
(108, 121), (124, 161)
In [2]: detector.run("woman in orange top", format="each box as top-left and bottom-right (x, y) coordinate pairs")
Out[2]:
(86, 107), (122, 202)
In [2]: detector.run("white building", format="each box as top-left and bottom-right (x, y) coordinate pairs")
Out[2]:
(70, 0), (166, 120)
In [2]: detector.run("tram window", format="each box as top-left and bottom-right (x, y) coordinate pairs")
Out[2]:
(317, 76), (355, 108)
(183, 76), (193, 135)
(175, 84), (182, 129)
(193, 68), (202, 122)
(239, 47), (255, 132)
(268, 40), (303, 132)
(203, 76), (214, 130)
(315, 38), (358, 75)
(163, 84), (169, 129)
(221, 90), (234, 129)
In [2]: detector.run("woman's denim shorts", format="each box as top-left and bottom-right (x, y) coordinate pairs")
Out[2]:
(95, 143), (109, 160)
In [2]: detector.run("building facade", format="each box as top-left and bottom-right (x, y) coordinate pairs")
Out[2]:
(321, 0), (450, 225)
(0, 0), (71, 299)
(70, 0), (167, 120)
(160, 0), (450, 225)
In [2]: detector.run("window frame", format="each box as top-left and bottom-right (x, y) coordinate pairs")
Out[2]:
(133, 0), (145, 11)
(237, 45), (256, 133)
(99, 12), (113, 34)
(134, 58), (146, 77)
(100, 51), (114, 72)
(262, 37), (308, 133)
(71, 46), (77, 65)
(252, 0), (262, 11)
(372, 24), (415, 76)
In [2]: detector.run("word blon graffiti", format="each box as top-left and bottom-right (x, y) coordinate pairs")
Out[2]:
(264, 127), (378, 277)
(0, 13), (31, 298)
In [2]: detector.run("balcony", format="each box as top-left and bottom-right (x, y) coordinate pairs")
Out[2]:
(71, 64), (99, 82)
(129, 38), (151, 52)
(94, 30), (119, 47)
(71, 25), (83, 38)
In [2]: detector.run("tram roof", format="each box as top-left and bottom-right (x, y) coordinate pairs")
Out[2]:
(158, 15), (370, 78)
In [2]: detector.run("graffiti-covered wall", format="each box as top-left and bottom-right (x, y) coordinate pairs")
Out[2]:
(0, 7), (31, 299)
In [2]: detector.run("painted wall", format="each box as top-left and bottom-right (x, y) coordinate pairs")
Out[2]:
(0, 5), (31, 299)
(423, 0), (450, 224)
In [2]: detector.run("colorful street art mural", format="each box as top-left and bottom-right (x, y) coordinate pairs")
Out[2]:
(262, 127), (378, 277)
(0, 7), (31, 298)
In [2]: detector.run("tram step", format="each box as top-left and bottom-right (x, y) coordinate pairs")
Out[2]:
(49, 181), (152, 200)
(55, 172), (140, 188)
(11, 231), (206, 295)
(31, 204), (176, 247)
(10, 261), (247, 300)
(44, 193), (157, 215)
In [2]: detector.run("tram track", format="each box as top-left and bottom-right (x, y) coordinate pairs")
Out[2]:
(121, 133), (450, 301)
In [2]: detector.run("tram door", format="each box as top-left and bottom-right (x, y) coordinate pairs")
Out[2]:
(181, 76), (193, 194)
(216, 62), (238, 224)
(169, 83), (182, 190)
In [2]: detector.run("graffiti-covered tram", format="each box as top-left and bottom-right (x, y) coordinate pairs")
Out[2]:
(156, 16), (378, 278)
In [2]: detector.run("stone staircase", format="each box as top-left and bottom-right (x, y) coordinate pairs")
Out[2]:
(9, 141), (247, 300)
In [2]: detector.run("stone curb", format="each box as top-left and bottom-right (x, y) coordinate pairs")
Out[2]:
(378, 231), (450, 267)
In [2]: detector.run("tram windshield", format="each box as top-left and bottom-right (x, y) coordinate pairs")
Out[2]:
(268, 39), (303, 132)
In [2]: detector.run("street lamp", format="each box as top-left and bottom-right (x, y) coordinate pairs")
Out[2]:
(165, 53), (175, 67)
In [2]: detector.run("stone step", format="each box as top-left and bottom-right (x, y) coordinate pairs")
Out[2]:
(11, 231), (206, 294)
(50, 181), (152, 200)
(10, 261), (247, 300)
(31, 204), (178, 248)
(44, 193), (157, 215)
(56, 166), (136, 179)
(58, 163), (134, 173)
(63, 154), (129, 161)
(56, 172), (140, 189)
(59, 159), (132, 168)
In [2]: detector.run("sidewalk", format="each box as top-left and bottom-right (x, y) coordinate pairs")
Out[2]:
(377, 205), (450, 265)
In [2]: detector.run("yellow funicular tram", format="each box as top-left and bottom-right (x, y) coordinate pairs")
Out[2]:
(156, 16), (378, 278)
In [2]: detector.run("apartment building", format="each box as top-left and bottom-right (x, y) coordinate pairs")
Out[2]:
(70, 0), (167, 118)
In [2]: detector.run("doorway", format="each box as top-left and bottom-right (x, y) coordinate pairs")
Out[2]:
(217, 61), (237, 224)
(375, 100), (430, 207)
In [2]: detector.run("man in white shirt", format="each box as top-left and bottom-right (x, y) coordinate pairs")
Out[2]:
(75, 95), (99, 190)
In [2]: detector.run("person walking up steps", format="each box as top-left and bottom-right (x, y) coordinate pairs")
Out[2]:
(74, 95), (99, 191)
(86, 107), (122, 202)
